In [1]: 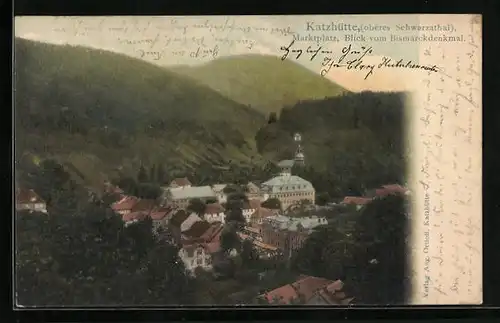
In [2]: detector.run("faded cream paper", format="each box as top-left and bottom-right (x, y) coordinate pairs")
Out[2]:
(15, 14), (482, 305)
(409, 14), (482, 305)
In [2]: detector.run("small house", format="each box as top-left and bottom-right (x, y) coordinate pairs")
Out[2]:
(16, 188), (47, 213)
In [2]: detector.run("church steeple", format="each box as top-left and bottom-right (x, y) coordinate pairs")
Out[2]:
(294, 133), (305, 166)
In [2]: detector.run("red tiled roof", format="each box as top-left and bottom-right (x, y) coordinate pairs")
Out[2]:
(204, 241), (220, 253)
(253, 240), (278, 251)
(375, 184), (409, 197)
(111, 196), (139, 211)
(130, 199), (157, 212)
(182, 220), (212, 238)
(315, 288), (352, 305)
(16, 188), (45, 204)
(292, 276), (333, 300)
(325, 279), (343, 293)
(262, 275), (345, 304)
(312, 280), (353, 305)
(122, 211), (149, 223)
(171, 177), (191, 187)
(243, 199), (261, 210)
(149, 206), (174, 220)
(205, 203), (225, 214)
(169, 209), (190, 227)
(200, 222), (224, 242)
(264, 284), (298, 304)
(342, 196), (373, 205)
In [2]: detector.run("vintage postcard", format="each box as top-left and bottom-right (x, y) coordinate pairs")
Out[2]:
(13, 14), (482, 306)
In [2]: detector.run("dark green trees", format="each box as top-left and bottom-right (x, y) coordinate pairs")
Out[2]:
(291, 194), (409, 304)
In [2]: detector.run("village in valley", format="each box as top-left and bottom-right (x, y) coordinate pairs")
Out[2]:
(15, 134), (410, 306)
(15, 18), (411, 305)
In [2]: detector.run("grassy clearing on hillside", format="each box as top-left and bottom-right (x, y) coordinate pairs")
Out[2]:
(171, 54), (347, 115)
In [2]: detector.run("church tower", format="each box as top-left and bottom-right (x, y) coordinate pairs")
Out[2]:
(293, 133), (305, 167)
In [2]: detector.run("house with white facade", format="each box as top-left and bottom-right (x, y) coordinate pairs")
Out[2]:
(177, 221), (224, 275)
(204, 203), (225, 223)
(211, 184), (228, 204)
(169, 177), (192, 188)
(178, 242), (219, 274)
(242, 199), (262, 223)
(162, 185), (217, 209)
(15, 188), (48, 214)
(110, 196), (140, 216)
(261, 160), (316, 210)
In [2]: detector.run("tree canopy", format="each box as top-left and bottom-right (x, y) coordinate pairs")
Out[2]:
(225, 193), (247, 228)
(291, 194), (410, 304)
(261, 198), (282, 210)
(240, 239), (259, 266)
(187, 198), (207, 218)
(16, 208), (196, 306)
(220, 227), (241, 254)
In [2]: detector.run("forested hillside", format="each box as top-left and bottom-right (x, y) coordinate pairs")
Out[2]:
(170, 54), (347, 115)
(256, 91), (409, 197)
(15, 38), (411, 306)
(14, 38), (266, 186)
(15, 38), (409, 199)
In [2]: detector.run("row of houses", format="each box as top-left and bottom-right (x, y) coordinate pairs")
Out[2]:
(340, 184), (410, 210)
(160, 177), (263, 208)
(252, 185), (410, 306)
(108, 182), (283, 274)
(108, 193), (222, 274)
(161, 161), (316, 211)
(259, 275), (353, 305)
(17, 179), (407, 277)
(111, 195), (264, 227)
(244, 184), (410, 262)
(108, 179), (324, 275)
(259, 215), (328, 259)
(16, 179), (403, 306)
(166, 206), (284, 271)
(156, 203), (353, 305)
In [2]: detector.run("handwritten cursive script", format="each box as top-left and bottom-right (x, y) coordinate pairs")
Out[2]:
(279, 40), (440, 80)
